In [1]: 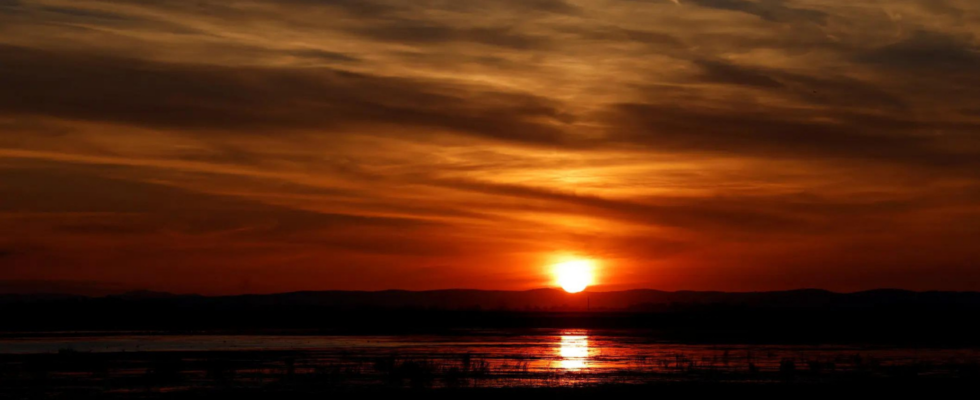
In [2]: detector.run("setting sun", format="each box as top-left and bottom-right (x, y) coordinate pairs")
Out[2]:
(553, 259), (596, 293)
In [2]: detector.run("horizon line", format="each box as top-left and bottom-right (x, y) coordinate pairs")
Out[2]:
(6, 287), (978, 298)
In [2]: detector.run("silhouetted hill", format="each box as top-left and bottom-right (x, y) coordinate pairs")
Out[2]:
(0, 293), (85, 304)
(178, 288), (980, 310)
(5, 288), (980, 344)
(5, 287), (980, 309)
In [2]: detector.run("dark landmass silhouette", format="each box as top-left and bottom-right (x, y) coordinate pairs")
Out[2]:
(6, 287), (980, 309)
(4, 288), (980, 345)
(4, 289), (980, 397)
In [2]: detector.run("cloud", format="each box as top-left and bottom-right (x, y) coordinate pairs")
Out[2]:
(0, 166), (432, 238)
(275, 0), (581, 19)
(353, 23), (552, 50)
(685, 0), (828, 24)
(608, 102), (980, 173)
(856, 30), (980, 72)
(0, 45), (575, 146)
(429, 177), (865, 235)
(691, 59), (908, 110)
(444, 0), (582, 15)
(2, 0), (980, 292)
(694, 59), (785, 88)
(287, 49), (360, 62)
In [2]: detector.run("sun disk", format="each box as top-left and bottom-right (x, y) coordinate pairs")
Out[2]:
(553, 259), (595, 293)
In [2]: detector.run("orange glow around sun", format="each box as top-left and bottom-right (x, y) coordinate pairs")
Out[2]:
(553, 258), (596, 293)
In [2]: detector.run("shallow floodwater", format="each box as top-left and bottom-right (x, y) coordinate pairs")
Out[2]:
(3, 330), (979, 376)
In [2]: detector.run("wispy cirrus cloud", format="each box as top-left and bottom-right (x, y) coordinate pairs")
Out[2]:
(2, 0), (980, 294)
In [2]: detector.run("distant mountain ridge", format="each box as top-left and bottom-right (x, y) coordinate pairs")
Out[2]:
(226, 288), (980, 310)
(5, 288), (980, 310)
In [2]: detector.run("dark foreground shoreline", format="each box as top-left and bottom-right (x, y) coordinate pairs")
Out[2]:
(5, 289), (980, 398)
(125, 381), (980, 400)
(5, 376), (980, 400)
(2, 346), (979, 400)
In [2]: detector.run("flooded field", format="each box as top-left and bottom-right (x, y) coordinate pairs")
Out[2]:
(2, 330), (980, 394)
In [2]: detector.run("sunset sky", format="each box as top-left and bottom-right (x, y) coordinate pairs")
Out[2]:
(2, 0), (980, 295)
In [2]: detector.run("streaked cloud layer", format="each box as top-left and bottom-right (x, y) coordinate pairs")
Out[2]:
(2, 0), (979, 294)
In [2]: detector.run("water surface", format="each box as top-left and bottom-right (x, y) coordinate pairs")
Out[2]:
(3, 330), (977, 375)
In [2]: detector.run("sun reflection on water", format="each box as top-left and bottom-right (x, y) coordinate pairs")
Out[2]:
(557, 334), (589, 370)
